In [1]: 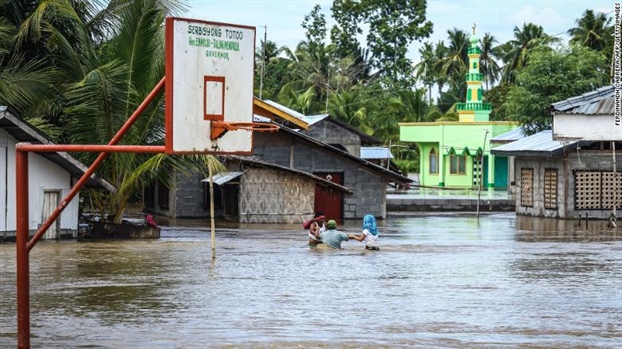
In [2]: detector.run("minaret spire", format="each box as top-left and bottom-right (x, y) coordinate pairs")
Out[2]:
(456, 23), (492, 122)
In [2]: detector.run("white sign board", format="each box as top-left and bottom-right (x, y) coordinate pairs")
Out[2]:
(165, 17), (256, 154)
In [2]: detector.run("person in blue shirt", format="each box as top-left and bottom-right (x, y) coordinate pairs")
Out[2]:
(319, 220), (357, 249)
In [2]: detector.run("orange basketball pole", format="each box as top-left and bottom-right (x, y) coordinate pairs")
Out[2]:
(15, 77), (165, 349)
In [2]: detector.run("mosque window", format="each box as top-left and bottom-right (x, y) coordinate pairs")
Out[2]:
(429, 148), (438, 174)
(450, 154), (466, 175)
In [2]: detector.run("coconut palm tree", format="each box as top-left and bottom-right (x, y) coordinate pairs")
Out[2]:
(440, 28), (469, 81)
(279, 40), (332, 112)
(479, 33), (501, 90)
(414, 41), (436, 104)
(432, 40), (449, 101)
(498, 23), (560, 84)
(327, 89), (368, 129)
(6, 0), (225, 222)
(389, 88), (429, 123)
(568, 9), (613, 52)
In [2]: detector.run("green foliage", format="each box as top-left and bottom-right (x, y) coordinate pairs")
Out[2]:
(505, 46), (608, 134)
(497, 23), (561, 84)
(331, 0), (433, 87)
(568, 9), (613, 52)
(395, 159), (419, 175)
(484, 82), (511, 121)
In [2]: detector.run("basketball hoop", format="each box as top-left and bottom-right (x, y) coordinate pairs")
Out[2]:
(211, 121), (279, 140)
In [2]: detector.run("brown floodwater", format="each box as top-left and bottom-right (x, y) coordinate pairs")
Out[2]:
(0, 213), (621, 348)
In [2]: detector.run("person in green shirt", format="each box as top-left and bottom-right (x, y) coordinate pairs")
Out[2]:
(319, 220), (357, 249)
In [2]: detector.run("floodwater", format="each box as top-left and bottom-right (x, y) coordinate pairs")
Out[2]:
(1, 213), (621, 348)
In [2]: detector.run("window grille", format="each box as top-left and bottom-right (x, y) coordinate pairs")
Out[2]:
(575, 170), (622, 210)
(544, 169), (557, 209)
(520, 168), (533, 207)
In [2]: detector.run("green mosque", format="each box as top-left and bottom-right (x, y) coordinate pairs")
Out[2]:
(399, 25), (518, 189)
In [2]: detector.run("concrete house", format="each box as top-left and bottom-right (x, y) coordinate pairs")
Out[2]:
(491, 86), (620, 220)
(207, 156), (352, 223)
(1, 110), (114, 240)
(149, 99), (411, 222)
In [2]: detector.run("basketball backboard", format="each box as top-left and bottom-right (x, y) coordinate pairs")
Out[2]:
(165, 17), (256, 154)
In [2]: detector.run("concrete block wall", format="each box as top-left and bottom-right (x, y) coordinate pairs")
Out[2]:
(387, 198), (515, 212)
(174, 172), (208, 218)
(513, 152), (622, 220)
(302, 120), (361, 156)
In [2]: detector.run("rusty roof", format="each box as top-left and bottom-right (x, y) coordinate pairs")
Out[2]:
(551, 85), (615, 115)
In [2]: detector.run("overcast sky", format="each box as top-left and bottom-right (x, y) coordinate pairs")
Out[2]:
(186, 0), (616, 61)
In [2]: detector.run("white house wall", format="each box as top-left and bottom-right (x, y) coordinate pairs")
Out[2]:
(553, 113), (622, 141)
(1, 130), (79, 235)
(0, 135), (7, 232)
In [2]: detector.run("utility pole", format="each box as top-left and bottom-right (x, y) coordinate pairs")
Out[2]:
(259, 25), (267, 99)
(476, 130), (490, 218)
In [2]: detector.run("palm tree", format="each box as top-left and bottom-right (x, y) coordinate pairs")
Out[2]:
(432, 40), (449, 101)
(414, 42), (436, 104)
(389, 89), (428, 123)
(479, 33), (501, 90)
(568, 9), (613, 52)
(327, 89), (367, 128)
(256, 39), (283, 66)
(440, 28), (469, 81)
(498, 23), (560, 84)
(280, 40), (332, 112)
(9, 0), (224, 222)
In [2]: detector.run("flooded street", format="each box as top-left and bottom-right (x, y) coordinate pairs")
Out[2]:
(1, 213), (621, 348)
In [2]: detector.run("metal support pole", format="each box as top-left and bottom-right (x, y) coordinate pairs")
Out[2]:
(25, 78), (165, 252)
(15, 77), (165, 348)
(16, 150), (29, 348)
(477, 130), (490, 218)
(209, 164), (216, 259)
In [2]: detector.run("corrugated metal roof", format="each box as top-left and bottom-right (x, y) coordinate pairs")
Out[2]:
(490, 127), (527, 143)
(551, 85), (615, 114)
(201, 171), (243, 185)
(262, 100), (330, 125)
(222, 156), (354, 194)
(491, 130), (578, 157)
(0, 111), (115, 191)
(360, 147), (393, 160)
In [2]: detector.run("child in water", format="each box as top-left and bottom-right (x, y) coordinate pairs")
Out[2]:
(350, 214), (380, 250)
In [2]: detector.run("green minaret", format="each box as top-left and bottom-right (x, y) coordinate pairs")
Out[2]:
(457, 23), (492, 122)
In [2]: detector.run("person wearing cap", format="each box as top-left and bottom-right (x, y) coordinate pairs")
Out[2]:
(319, 220), (357, 249)
(305, 211), (326, 247)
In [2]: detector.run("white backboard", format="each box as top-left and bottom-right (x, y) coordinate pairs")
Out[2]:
(165, 17), (256, 154)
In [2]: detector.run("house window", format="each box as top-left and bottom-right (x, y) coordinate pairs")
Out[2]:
(473, 62), (477, 69)
(575, 170), (622, 210)
(467, 89), (472, 101)
(575, 171), (602, 209)
(158, 180), (169, 209)
(429, 148), (438, 174)
(449, 154), (466, 174)
(521, 168), (533, 207)
(544, 169), (558, 209)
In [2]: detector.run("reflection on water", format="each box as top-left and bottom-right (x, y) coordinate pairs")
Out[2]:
(1, 213), (621, 348)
